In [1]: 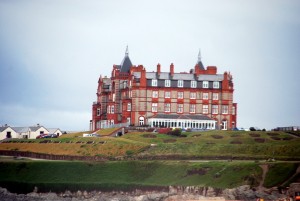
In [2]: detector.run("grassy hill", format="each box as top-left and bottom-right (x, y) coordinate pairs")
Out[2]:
(0, 130), (299, 160)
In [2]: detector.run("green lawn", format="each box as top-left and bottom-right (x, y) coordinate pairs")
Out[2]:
(0, 160), (263, 193)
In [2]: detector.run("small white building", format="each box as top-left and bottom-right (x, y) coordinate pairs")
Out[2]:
(0, 126), (19, 140)
(47, 128), (63, 137)
(0, 125), (63, 140)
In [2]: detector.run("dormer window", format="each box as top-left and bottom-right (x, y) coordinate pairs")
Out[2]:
(178, 80), (183, 87)
(191, 81), (197, 88)
(213, 81), (219, 89)
(152, 79), (157, 86)
(202, 81), (209, 88)
(165, 80), (171, 87)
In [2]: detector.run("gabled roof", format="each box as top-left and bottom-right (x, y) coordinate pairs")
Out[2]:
(149, 114), (215, 121)
(0, 126), (9, 132)
(48, 128), (61, 133)
(12, 127), (30, 133)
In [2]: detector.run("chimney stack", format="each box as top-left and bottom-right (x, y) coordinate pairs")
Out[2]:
(157, 63), (161, 76)
(170, 63), (174, 76)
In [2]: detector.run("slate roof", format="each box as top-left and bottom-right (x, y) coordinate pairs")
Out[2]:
(120, 55), (133, 73)
(149, 114), (215, 121)
(12, 127), (30, 133)
(0, 126), (9, 132)
(133, 72), (223, 81)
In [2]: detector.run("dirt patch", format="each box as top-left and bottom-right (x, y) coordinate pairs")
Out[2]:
(230, 140), (242, 144)
(254, 138), (266, 143)
(211, 135), (223, 139)
(249, 133), (260, 137)
(267, 133), (279, 136)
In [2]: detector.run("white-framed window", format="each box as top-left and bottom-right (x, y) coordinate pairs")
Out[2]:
(212, 105), (218, 114)
(139, 116), (145, 126)
(165, 103), (171, 112)
(213, 81), (219, 89)
(107, 106), (110, 114)
(177, 92), (184, 99)
(165, 91), (171, 98)
(191, 81), (197, 88)
(165, 80), (171, 87)
(178, 80), (184, 87)
(129, 90), (132, 98)
(127, 103), (131, 111)
(152, 79), (157, 86)
(202, 81), (209, 88)
(203, 93), (209, 100)
(232, 106), (236, 115)
(190, 92), (196, 99)
(202, 105), (209, 114)
(177, 104), (183, 113)
(152, 103), (158, 112)
(97, 108), (100, 116)
(213, 93), (219, 100)
(152, 91), (158, 98)
(111, 105), (114, 114)
(112, 94), (115, 102)
(190, 104), (196, 113)
(222, 105), (229, 114)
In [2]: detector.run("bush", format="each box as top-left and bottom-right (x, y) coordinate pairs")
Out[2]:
(125, 150), (134, 156)
(167, 129), (182, 137)
(157, 128), (172, 134)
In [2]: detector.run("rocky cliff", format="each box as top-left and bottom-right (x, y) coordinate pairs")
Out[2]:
(0, 185), (288, 201)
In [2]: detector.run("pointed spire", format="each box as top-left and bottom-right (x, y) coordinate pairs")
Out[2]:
(197, 48), (202, 62)
(125, 45), (129, 57)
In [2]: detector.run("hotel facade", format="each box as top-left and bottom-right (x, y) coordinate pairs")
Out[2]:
(91, 48), (237, 131)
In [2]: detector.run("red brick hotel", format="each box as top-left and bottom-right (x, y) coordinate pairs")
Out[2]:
(91, 47), (237, 131)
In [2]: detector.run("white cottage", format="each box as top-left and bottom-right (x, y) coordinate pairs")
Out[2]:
(0, 126), (19, 140)
(47, 128), (63, 137)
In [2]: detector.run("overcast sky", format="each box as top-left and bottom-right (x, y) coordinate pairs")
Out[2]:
(0, 0), (299, 131)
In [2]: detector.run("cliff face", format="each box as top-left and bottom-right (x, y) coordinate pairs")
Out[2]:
(0, 185), (287, 201)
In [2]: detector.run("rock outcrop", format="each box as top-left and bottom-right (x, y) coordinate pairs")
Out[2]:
(0, 185), (289, 201)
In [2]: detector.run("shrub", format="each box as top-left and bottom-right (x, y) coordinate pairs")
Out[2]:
(126, 150), (134, 156)
(157, 128), (172, 134)
(167, 129), (182, 137)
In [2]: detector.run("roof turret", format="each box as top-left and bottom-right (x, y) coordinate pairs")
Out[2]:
(120, 46), (133, 73)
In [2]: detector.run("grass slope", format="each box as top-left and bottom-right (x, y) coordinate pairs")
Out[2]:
(0, 160), (262, 193)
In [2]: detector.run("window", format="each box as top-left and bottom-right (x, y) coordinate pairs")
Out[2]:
(111, 105), (114, 114)
(107, 106), (110, 114)
(165, 80), (171, 87)
(152, 103), (158, 112)
(178, 80), (184, 87)
(112, 94), (115, 102)
(190, 92), (196, 99)
(190, 104), (196, 113)
(152, 79), (157, 86)
(212, 105), (218, 114)
(165, 91), (171, 98)
(97, 108), (100, 116)
(203, 93), (209, 100)
(127, 103), (131, 111)
(139, 116), (145, 126)
(202, 105), (209, 114)
(222, 105), (229, 114)
(165, 103), (171, 112)
(177, 92), (184, 99)
(191, 81), (197, 88)
(213, 81), (219, 89)
(177, 104), (183, 113)
(152, 91), (158, 98)
(202, 81), (209, 88)
(232, 106), (236, 115)
(213, 93), (219, 100)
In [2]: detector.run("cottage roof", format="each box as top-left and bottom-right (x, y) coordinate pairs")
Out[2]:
(0, 126), (9, 132)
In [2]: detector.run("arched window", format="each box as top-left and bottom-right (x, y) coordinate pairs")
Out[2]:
(139, 116), (145, 126)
